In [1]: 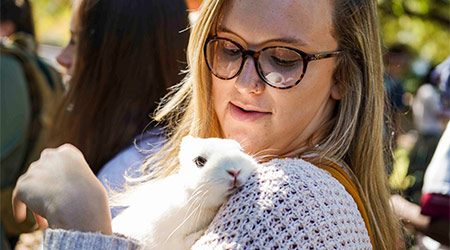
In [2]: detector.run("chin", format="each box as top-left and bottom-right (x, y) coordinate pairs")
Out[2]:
(220, 121), (270, 154)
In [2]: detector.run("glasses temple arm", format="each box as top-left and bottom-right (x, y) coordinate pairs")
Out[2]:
(310, 51), (342, 61)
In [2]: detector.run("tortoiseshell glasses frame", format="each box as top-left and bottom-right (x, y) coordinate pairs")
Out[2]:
(204, 36), (342, 89)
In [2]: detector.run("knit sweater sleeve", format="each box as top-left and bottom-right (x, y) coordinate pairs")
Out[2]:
(191, 158), (372, 249)
(43, 229), (142, 250)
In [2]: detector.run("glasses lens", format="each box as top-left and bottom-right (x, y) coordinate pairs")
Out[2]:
(206, 39), (242, 79)
(259, 47), (304, 88)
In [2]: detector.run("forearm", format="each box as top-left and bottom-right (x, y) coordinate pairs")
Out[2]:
(391, 195), (450, 246)
(48, 183), (113, 235)
(401, 202), (431, 232)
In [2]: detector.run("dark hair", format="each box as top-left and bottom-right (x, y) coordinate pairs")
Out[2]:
(49, 0), (189, 174)
(0, 0), (35, 36)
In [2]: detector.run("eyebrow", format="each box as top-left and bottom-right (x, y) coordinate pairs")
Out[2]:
(217, 26), (309, 47)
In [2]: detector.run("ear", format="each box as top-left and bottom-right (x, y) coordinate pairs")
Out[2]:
(181, 135), (195, 145)
(331, 82), (344, 100)
(180, 135), (197, 151)
(179, 136), (196, 164)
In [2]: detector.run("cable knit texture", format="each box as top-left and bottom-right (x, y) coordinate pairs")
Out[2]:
(44, 229), (141, 250)
(42, 158), (371, 249)
(191, 158), (372, 249)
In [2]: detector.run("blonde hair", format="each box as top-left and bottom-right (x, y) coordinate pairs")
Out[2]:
(145, 0), (401, 248)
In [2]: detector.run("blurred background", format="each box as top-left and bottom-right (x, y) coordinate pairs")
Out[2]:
(34, 0), (450, 92)
(35, 0), (450, 65)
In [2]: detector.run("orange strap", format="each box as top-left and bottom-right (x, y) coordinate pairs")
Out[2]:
(306, 159), (375, 247)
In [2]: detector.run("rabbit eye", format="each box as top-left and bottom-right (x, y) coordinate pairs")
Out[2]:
(193, 156), (207, 167)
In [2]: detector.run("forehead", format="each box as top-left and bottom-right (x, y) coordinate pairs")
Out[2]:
(217, 0), (336, 51)
(71, 0), (82, 32)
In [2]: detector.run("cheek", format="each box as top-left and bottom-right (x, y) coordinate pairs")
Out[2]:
(211, 77), (230, 116)
(274, 95), (310, 131)
(297, 64), (335, 106)
(68, 45), (76, 64)
(68, 46), (74, 59)
(275, 67), (334, 127)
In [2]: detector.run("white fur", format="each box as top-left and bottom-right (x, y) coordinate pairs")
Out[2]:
(112, 136), (258, 250)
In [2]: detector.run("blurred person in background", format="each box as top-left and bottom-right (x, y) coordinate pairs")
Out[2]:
(391, 57), (450, 249)
(0, 0), (64, 248)
(406, 66), (446, 204)
(434, 56), (450, 118)
(11, 0), (189, 248)
(391, 121), (449, 248)
(49, 0), (189, 203)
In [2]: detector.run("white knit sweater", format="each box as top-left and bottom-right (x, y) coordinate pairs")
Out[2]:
(44, 158), (372, 249)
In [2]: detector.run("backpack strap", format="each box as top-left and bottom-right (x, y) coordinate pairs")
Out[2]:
(304, 158), (375, 247)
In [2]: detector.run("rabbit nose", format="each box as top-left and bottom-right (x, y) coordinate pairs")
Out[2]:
(227, 169), (241, 179)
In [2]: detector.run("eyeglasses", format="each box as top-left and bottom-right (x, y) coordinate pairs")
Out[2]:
(204, 37), (342, 89)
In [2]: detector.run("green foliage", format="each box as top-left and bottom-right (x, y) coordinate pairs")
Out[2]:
(378, 0), (450, 65)
(32, 0), (449, 66)
(379, 0), (449, 92)
(389, 147), (412, 191)
(32, 0), (72, 46)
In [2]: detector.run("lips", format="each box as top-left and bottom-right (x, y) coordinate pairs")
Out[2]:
(229, 102), (271, 122)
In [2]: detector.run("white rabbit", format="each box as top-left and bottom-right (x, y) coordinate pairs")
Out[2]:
(112, 136), (258, 250)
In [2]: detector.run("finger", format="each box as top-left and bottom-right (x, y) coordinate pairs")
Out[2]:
(12, 178), (29, 223)
(40, 147), (56, 158)
(27, 161), (39, 171)
(33, 213), (49, 229)
(12, 196), (27, 223)
(59, 143), (84, 159)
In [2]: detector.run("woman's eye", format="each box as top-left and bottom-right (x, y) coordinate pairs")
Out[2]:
(193, 156), (207, 167)
(222, 47), (240, 56)
(271, 56), (299, 67)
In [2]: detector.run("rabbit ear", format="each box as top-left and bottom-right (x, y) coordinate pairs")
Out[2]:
(180, 135), (196, 149)
(179, 136), (197, 163)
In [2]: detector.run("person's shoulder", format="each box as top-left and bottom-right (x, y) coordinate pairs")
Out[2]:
(417, 83), (439, 98)
(255, 158), (359, 208)
(0, 53), (25, 75)
(0, 52), (28, 93)
(192, 157), (372, 249)
(258, 157), (346, 192)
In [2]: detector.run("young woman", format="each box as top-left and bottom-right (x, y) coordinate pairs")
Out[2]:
(13, 0), (402, 249)
(49, 0), (189, 178)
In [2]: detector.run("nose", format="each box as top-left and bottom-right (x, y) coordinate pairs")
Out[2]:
(56, 47), (73, 74)
(234, 56), (265, 95)
(227, 169), (241, 179)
